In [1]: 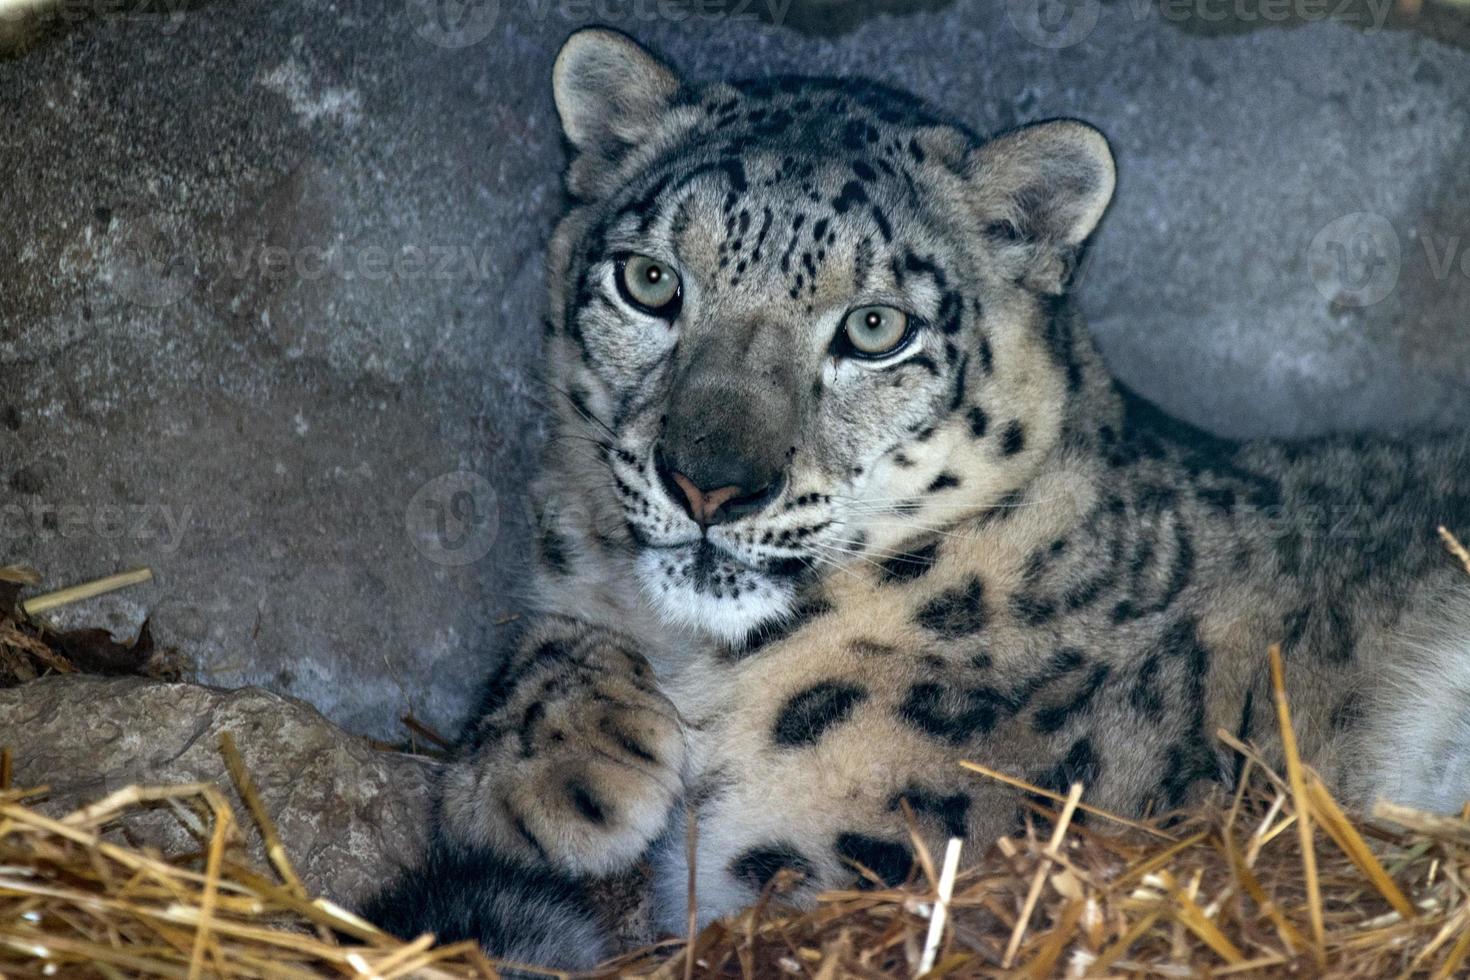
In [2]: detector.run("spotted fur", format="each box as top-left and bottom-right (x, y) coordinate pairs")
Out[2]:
(371, 29), (1470, 968)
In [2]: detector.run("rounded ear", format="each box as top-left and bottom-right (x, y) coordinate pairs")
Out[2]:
(552, 28), (680, 162)
(966, 120), (1116, 294)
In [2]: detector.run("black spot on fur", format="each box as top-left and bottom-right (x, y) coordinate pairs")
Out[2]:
(1150, 619), (1221, 809)
(926, 472), (961, 493)
(916, 578), (986, 638)
(518, 701), (545, 757)
(978, 332), (994, 374)
(936, 291), (963, 335)
(889, 786), (971, 839)
(902, 251), (946, 286)
(773, 682), (869, 747)
(832, 180), (868, 213)
(729, 843), (815, 891)
(1010, 593), (1057, 626)
(1032, 664), (1112, 734)
(834, 833), (912, 888)
(1129, 654), (1164, 720)
(1009, 648), (1086, 709)
(1281, 603), (1356, 664)
(567, 781), (607, 825)
(1157, 738), (1219, 810)
(1000, 421), (1026, 457)
(967, 407), (989, 439)
(600, 718), (657, 764)
(1035, 737), (1101, 796)
(851, 639), (898, 657)
(878, 540), (940, 583)
(947, 354), (970, 410)
(898, 682), (1014, 743)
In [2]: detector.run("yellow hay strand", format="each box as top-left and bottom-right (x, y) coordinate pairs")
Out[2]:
(1270, 642), (1327, 966)
(20, 568), (154, 616)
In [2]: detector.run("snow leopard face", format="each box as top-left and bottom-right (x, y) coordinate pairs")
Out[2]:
(541, 29), (1114, 646)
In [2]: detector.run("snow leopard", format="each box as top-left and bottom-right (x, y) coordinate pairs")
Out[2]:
(366, 27), (1470, 969)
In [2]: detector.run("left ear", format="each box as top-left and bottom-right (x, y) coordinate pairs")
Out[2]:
(965, 120), (1116, 294)
(552, 29), (681, 194)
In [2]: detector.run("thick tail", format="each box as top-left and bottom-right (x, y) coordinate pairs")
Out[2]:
(363, 839), (610, 971)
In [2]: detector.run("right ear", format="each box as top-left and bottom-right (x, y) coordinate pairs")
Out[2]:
(552, 29), (681, 193)
(964, 120), (1116, 294)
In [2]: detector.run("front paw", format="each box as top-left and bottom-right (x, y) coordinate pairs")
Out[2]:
(441, 637), (686, 876)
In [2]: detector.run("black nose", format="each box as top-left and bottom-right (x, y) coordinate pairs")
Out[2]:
(654, 447), (783, 526)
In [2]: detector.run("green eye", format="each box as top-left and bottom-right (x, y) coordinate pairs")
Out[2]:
(617, 254), (682, 317)
(841, 305), (911, 357)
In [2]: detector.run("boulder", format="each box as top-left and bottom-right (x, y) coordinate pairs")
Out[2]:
(0, 675), (437, 907)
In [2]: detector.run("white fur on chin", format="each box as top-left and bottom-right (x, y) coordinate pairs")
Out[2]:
(635, 547), (796, 645)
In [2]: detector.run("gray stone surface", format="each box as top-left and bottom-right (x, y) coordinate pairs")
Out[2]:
(0, 675), (437, 906)
(2, 0), (1468, 738)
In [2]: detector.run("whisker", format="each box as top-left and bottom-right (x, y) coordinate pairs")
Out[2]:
(820, 535), (940, 565)
(799, 550), (869, 585)
(538, 378), (621, 442)
(809, 541), (900, 578)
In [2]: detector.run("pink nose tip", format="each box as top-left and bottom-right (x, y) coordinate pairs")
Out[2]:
(669, 472), (744, 526)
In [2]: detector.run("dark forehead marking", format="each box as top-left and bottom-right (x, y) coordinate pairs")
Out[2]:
(869, 205), (894, 243)
(751, 207), (774, 261)
(611, 156), (750, 236)
(669, 197), (696, 243)
(853, 237), (874, 290)
(903, 251), (947, 287)
(831, 180), (868, 214)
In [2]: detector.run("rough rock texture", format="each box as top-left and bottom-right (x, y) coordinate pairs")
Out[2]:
(0, 675), (437, 906)
(2, 0), (1468, 738)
